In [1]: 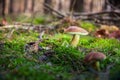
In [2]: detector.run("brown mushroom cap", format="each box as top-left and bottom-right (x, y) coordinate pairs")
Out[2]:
(84, 52), (106, 63)
(65, 26), (88, 35)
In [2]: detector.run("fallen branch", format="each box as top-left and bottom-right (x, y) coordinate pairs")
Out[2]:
(76, 16), (120, 21)
(0, 23), (56, 33)
(69, 10), (120, 16)
(44, 3), (65, 18)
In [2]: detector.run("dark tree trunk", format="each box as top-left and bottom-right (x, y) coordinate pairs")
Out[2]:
(10, 0), (20, 15)
(70, 0), (84, 12)
(4, 0), (10, 15)
(0, 0), (5, 16)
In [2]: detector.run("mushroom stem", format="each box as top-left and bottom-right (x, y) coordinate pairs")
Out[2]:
(94, 61), (100, 71)
(70, 34), (80, 47)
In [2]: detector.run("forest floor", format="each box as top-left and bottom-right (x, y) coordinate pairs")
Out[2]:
(0, 15), (120, 80)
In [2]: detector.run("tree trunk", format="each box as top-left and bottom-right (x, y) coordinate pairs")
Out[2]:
(4, 0), (10, 15)
(51, 0), (59, 11)
(91, 0), (105, 12)
(60, 0), (70, 14)
(83, 0), (92, 12)
(0, 0), (4, 16)
(10, 0), (21, 15)
(19, 0), (25, 12)
(51, 0), (70, 15)
(70, 0), (84, 12)
(24, 0), (34, 16)
(33, 0), (44, 14)
(12, 0), (17, 13)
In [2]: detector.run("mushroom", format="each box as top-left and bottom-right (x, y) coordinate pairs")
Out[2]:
(84, 52), (106, 71)
(108, 30), (120, 40)
(94, 29), (109, 38)
(64, 26), (88, 47)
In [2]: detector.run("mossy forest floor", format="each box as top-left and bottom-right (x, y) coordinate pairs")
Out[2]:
(0, 16), (120, 80)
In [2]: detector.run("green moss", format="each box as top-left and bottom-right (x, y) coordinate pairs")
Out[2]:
(80, 21), (97, 32)
(1, 24), (120, 80)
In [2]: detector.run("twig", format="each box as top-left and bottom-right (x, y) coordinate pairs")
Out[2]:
(39, 31), (45, 40)
(6, 28), (15, 39)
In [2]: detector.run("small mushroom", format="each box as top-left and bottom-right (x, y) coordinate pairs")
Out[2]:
(0, 18), (8, 26)
(84, 52), (106, 71)
(94, 29), (109, 38)
(64, 26), (88, 47)
(108, 30), (120, 40)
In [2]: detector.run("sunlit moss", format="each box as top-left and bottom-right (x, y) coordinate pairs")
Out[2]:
(1, 28), (120, 80)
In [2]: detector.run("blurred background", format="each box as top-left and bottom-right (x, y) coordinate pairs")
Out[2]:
(0, 0), (119, 17)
